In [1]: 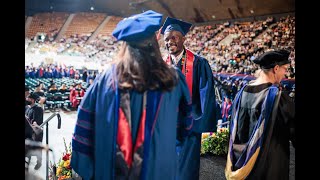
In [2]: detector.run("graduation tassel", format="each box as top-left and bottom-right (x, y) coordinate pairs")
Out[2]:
(156, 27), (163, 41)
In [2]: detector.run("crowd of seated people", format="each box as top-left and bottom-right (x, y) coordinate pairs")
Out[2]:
(25, 33), (121, 65)
(211, 71), (295, 128)
(26, 15), (295, 113)
(25, 63), (99, 81)
(25, 63), (79, 79)
(26, 15), (295, 80)
(25, 63), (99, 111)
(182, 15), (295, 79)
(26, 79), (88, 111)
(214, 72), (295, 106)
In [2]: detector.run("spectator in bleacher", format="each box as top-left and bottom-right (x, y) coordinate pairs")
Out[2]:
(221, 92), (232, 126)
(289, 86), (295, 102)
(74, 70), (80, 80)
(37, 66), (44, 78)
(92, 71), (97, 80)
(60, 67), (66, 78)
(33, 84), (46, 109)
(81, 69), (88, 82)
(64, 67), (70, 78)
(71, 10), (192, 180)
(69, 66), (75, 78)
(39, 82), (48, 92)
(58, 83), (68, 94)
(86, 71), (94, 84)
(225, 49), (295, 180)
(69, 82), (84, 109)
(69, 83), (74, 91)
(161, 17), (218, 180)
(28, 68), (36, 79)
(86, 78), (94, 88)
(76, 81), (85, 92)
(48, 83), (58, 94)
(56, 68), (62, 79)
(45, 67), (53, 78)
(25, 66), (30, 78)
(49, 79), (54, 85)
(52, 66), (58, 78)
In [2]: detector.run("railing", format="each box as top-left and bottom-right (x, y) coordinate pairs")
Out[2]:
(26, 112), (62, 180)
(40, 112), (61, 180)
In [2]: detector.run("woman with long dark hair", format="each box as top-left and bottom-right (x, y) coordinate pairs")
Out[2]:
(71, 10), (193, 180)
(116, 34), (178, 92)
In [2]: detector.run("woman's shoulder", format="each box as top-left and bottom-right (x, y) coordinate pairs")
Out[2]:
(245, 82), (273, 93)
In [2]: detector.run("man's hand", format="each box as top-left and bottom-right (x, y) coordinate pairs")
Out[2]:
(38, 97), (46, 105)
(31, 123), (43, 135)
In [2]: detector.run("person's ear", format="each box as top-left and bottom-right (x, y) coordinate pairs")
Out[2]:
(181, 36), (186, 43)
(273, 65), (279, 73)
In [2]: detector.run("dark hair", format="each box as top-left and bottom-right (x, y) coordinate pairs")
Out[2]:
(28, 92), (39, 101)
(116, 35), (178, 92)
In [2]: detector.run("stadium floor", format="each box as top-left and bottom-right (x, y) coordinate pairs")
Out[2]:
(199, 143), (295, 180)
(27, 109), (295, 180)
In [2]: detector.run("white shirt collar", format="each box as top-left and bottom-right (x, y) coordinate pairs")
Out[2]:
(171, 49), (185, 65)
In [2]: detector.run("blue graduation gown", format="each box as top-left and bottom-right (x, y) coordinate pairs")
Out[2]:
(191, 53), (217, 133)
(86, 75), (94, 84)
(221, 100), (232, 123)
(170, 49), (217, 133)
(168, 49), (217, 180)
(71, 65), (193, 180)
(28, 71), (35, 79)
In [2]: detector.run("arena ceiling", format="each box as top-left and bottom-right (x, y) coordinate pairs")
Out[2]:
(26, 0), (295, 23)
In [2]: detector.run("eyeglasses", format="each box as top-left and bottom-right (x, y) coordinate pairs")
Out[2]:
(281, 65), (290, 72)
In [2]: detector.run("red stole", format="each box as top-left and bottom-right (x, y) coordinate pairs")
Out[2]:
(39, 68), (44, 77)
(222, 101), (232, 118)
(117, 93), (146, 168)
(165, 49), (194, 98)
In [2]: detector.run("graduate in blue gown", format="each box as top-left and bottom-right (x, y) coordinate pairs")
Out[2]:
(160, 17), (218, 180)
(71, 10), (193, 180)
(221, 92), (232, 126)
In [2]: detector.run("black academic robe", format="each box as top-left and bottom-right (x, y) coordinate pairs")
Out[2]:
(25, 110), (33, 140)
(229, 83), (295, 180)
(25, 104), (44, 142)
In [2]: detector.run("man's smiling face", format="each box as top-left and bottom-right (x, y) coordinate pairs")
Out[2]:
(164, 30), (186, 56)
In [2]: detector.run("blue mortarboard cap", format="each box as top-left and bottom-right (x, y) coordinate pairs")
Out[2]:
(160, 17), (192, 36)
(112, 10), (163, 42)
